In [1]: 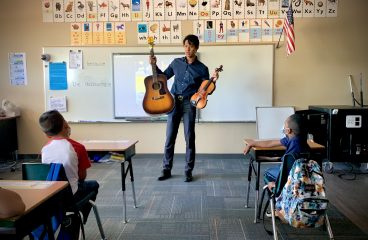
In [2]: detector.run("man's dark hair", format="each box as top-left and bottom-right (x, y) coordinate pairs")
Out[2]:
(287, 114), (307, 139)
(39, 110), (65, 136)
(183, 34), (199, 49)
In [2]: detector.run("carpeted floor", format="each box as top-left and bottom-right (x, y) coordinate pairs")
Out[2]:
(78, 154), (368, 240)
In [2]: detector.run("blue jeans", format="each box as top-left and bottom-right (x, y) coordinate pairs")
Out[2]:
(163, 96), (197, 174)
(73, 180), (99, 223)
(264, 166), (280, 184)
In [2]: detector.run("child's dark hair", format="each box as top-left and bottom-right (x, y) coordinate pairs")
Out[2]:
(39, 110), (65, 136)
(287, 114), (308, 139)
(183, 34), (199, 49)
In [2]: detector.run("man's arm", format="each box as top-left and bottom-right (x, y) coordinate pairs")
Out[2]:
(0, 188), (26, 219)
(243, 139), (282, 154)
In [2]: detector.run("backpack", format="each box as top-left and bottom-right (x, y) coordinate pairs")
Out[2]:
(275, 158), (329, 228)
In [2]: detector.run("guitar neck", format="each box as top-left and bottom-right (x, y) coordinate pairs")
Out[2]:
(152, 63), (158, 77)
(150, 48), (158, 81)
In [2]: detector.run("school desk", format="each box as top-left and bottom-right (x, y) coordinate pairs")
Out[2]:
(243, 140), (325, 223)
(80, 140), (138, 223)
(0, 180), (69, 240)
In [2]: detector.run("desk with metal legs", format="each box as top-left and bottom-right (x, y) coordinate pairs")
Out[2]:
(244, 140), (325, 223)
(80, 140), (139, 223)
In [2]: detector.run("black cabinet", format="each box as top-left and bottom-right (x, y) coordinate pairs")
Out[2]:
(307, 106), (368, 163)
(0, 116), (18, 160)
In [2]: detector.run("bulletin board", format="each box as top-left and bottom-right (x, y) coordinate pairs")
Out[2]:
(43, 45), (273, 122)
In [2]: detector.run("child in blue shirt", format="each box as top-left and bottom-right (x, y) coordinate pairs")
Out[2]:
(243, 114), (310, 184)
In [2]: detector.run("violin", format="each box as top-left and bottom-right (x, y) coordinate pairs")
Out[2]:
(190, 65), (223, 109)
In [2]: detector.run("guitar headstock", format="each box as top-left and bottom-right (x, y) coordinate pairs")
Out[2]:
(148, 37), (155, 56)
(148, 37), (155, 48)
(215, 65), (223, 73)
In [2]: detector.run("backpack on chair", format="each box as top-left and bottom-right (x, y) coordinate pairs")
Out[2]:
(275, 158), (328, 228)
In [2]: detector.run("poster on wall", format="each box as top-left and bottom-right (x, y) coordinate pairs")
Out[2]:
(273, 18), (284, 42)
(261, 19), (273, 42)
(267, 0), (279, 19)
(226, 20), (238, 43)
(216, 20), (226, 43)
(8, 53), (28, 86)
(42, 0), (54, 22)
(238, 19), (250, 42)
(75, 0), (87, 22)
(326, 0), (338, 17)
(42, 0), (339, 23)
(53, 0), (65, 22)
(249, 19), (261, 42)
(70, 23), (82, 45)
(92, 22), (104, 44)
(109, 0), (120, 21)
(204, 20), (215, 43)
(82, 22), (93, 45)
(104, 22), (115, 44)
(170, 21), (182, 43)
(115, 22), (127, 44)
(137, 22), (149, 44)
(64, 0), (76, 22)
(160, 21), (172, 44)
(315, 0), (327, 17)
(193, 20), (205, 42)
(303, 0), (315, 18)
(86, 0), (98, 21)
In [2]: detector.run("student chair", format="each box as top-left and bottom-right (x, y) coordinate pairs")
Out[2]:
(257, 154), (334, 240)
(22, 163), (106, 240)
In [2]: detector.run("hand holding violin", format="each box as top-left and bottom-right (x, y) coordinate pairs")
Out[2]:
(211, 69), (219, 82)
(190, 65), (223, 109)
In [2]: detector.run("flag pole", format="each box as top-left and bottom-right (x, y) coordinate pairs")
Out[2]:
(276, 27), (284, 49)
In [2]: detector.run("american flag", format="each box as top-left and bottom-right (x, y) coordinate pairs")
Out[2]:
(284, 4), (295, 55)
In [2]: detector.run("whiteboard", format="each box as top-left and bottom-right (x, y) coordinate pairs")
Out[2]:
(256, 106), (295, 139)
(43, 45), (273, 122)
(199, 45), (273, 121)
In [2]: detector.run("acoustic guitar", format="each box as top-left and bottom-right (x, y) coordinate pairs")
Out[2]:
(142, 38), (174, 115)
(190, 65), (223, 109)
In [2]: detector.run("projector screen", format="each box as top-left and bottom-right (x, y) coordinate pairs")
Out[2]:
(113, 53), (182, 119)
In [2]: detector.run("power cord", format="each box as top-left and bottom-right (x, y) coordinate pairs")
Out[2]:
(323, 161), (368, 181)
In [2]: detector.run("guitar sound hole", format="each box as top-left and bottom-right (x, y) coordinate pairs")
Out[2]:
(152, 82), (161, 90)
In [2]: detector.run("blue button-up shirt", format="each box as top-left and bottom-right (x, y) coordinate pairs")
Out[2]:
(158, 57), (209, 97)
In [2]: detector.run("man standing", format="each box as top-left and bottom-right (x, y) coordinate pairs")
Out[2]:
(149, 34), (218, 182)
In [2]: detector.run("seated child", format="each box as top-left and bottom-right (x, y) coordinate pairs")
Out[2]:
(243, 114), (310, 185)
(39, 110), (99, 222)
